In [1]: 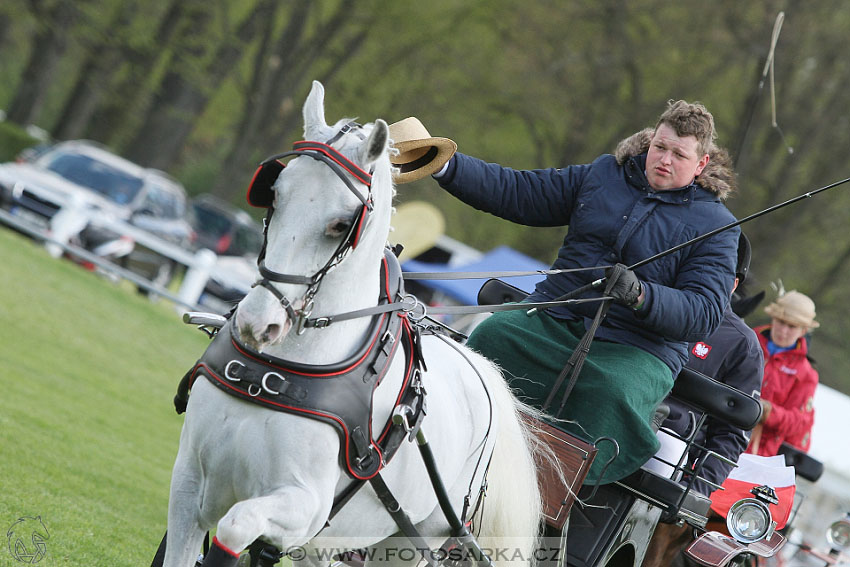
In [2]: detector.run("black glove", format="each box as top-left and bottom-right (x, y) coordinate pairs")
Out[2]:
(604, 263), (643, 307)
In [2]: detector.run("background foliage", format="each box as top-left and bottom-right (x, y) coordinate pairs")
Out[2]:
(2, 0), (849, 391)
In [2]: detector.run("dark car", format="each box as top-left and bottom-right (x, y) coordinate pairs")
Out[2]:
(188, 194), (263, 313)
(189, 194), (263, 257)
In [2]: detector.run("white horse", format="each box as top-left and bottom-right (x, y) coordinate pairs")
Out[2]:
(163, 81), (543, 567)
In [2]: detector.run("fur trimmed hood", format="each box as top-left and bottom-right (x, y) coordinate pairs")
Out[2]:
(614, 128), (736, 200)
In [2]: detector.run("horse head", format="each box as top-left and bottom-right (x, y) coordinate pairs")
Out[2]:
(234, 81), (392, 356)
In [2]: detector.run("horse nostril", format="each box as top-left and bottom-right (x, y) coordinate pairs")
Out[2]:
(262, 323), (282, 344)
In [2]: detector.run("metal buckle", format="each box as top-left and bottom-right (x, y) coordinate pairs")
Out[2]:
(247, 384), (262, 397)
(401, 294), (427, 322)
(225, 360), (245, 382)
(296, 299), (315, 335)
(262, 372), (284, 395)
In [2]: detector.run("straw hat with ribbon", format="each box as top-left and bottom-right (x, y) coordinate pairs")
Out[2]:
(764, 289), (819, 328)
(388, 117), (457, 184)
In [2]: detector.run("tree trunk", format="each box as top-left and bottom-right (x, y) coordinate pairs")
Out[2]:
(122, 1), (269, 170)
(51, 4), (136, 141)
(210, 0), (368, 200)
(84, 0), (183, 144)
(6, 1), (78, 127)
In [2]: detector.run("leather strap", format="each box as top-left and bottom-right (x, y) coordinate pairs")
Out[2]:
(369, 474), (439, 567)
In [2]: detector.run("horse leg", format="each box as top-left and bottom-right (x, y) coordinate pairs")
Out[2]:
(163, 450), (209, 567)
(209, 488), (330, 564)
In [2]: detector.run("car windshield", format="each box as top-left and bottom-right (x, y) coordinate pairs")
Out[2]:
(43, 150), (144, 205)
(141, 180), (186, 219)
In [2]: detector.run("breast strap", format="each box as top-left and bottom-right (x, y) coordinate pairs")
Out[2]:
(188, 250), (426, 480)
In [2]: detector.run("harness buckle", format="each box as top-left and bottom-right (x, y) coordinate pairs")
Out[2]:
(225, 360), (246, 382)
(262, 372), (285, 395)
(312, 317), (331, 328)
(393, 401), (425, 443)
(296, 299), (315, 336)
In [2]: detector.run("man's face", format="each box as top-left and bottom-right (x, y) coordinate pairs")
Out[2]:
(645, 123), (710, 191)
(770, 317), (808, 348)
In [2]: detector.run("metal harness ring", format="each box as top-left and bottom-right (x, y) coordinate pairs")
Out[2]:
(401, 294), (427, 322)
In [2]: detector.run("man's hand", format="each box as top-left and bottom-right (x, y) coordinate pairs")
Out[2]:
(604, 263), (643, 308)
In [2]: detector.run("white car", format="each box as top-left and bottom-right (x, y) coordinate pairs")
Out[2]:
(0, 140), (193, 285)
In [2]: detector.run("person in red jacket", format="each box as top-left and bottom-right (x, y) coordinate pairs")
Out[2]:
(748, 289), (819, 456)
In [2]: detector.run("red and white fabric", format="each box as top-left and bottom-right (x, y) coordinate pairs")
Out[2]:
(709, 454), (796, 529)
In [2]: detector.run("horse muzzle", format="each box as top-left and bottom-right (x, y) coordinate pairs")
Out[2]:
(233, 287), (303, 350)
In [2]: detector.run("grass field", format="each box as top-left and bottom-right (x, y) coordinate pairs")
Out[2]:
(0, 227), (209, 565)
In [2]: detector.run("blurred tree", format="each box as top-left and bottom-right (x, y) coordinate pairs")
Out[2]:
(5, 0), (81, 127)
(51, 2), (139, 141)
(84, 0), (184, 145)
(121, 0), (262, 169)
(209, 0), (371, 197)
(3, 0), (850, 390)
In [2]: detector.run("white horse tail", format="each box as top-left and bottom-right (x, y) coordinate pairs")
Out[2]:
(475, 358), (547, 567)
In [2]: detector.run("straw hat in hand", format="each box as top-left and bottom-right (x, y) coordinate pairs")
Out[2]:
(388, 117), (457, 184)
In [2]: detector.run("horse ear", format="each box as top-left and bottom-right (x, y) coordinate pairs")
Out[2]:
(361, 119), (389, 166)
(303, 80), (327, 138)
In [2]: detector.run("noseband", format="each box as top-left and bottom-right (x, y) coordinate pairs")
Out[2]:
(246, 123), (375, 333)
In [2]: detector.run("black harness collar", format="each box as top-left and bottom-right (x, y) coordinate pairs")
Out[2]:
(186, 249), (426, 480)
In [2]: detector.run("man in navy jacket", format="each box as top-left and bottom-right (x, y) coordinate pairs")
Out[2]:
(430, 101), (740, 483)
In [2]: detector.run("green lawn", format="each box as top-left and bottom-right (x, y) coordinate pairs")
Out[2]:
(0, 227), (209, 565)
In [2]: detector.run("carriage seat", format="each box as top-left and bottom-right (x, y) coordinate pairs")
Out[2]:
(670, 367), (762, 431)
(616, 467), (713, 527)
(778, 442), (823, 482)
(617, 369), (762, 526)
(477, 277), (529, 306)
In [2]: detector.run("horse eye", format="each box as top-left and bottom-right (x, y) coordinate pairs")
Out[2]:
(325, 218), (352, 237)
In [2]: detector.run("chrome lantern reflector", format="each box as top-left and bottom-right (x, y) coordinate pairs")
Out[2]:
(826, 514), (850, 549)
(726, 498), (774, 544)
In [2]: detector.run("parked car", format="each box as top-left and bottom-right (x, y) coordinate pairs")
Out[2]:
(188, 193), (263, 257)
(188, 194), (263, 313)
(0, 140), (193, 286)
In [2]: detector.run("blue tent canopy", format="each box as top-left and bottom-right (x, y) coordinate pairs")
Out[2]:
(401, 245), (549, 305)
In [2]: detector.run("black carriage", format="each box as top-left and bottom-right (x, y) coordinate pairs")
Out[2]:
(477, 278), (795, 567)
(161, 281), (797, 567)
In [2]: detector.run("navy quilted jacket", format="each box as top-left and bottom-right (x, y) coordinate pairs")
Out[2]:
(437, 143), (739, 376)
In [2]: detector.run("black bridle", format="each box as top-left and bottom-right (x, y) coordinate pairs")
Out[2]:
(246, 123), (375, 333)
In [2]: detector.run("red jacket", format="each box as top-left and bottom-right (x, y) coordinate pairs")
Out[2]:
(748, 325), (818, 456)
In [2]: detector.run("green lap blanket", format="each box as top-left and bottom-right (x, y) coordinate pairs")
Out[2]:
(466, 309), (672, 484)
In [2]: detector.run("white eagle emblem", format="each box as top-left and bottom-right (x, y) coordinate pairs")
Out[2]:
(692, 342), (712, 359)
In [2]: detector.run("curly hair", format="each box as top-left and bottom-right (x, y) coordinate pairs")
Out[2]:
(655, 100), (716, 155)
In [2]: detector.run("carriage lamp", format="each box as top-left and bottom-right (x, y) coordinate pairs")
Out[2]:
(826, 513), (850, 550)
(726, 485), (778, 544)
